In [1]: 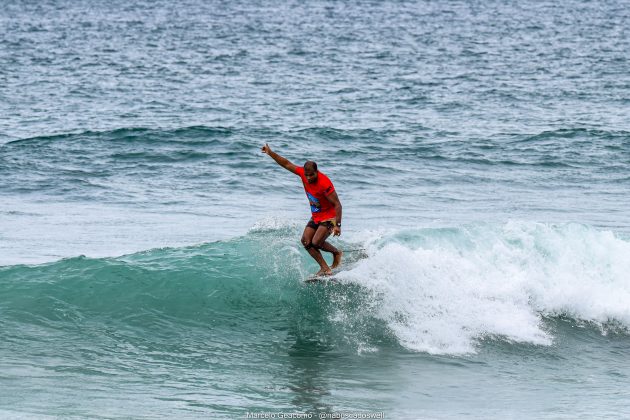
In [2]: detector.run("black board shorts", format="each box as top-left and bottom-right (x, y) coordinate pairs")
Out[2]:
(306, 218), (336, 230)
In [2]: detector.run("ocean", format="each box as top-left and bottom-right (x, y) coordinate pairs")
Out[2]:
(1, 0), (630, 418)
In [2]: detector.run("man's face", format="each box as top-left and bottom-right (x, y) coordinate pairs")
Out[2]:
(304, 168), (318, 183)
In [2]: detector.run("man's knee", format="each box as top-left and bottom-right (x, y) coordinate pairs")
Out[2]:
(301, 237), (313, 250)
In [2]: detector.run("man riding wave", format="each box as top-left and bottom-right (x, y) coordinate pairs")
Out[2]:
(262, 144), (343, 276)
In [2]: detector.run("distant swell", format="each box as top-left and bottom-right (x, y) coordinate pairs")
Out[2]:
(0, 125), (258, 197)
(4, 126), (235, 146)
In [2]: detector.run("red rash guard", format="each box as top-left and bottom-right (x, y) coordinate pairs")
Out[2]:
(294, 167), (337, 223)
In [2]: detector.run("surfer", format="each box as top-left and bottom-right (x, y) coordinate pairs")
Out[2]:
(262, 143), (342, 276)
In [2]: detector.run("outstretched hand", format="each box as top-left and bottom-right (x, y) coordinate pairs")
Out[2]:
(261, 143), (272, 155)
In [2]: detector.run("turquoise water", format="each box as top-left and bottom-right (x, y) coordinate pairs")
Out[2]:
(3, 226), (630, 418)
(1, 0), (630, 418)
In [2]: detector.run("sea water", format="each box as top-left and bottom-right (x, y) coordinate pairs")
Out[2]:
(1, 0), (630, 418)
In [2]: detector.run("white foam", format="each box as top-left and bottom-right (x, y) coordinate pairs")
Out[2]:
(337, 222), (630, 355)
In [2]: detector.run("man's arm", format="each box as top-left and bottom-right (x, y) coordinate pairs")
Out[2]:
(261, 143), (297, 173)
(326, 191), (343, 236)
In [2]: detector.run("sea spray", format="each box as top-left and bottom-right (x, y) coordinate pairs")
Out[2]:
(338, 222), (630, 354)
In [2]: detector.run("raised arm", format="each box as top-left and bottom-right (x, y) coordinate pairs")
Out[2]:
(261, 143), (297, 173)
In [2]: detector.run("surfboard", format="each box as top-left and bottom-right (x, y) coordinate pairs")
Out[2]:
(304, 275), (338, 284)
(304, 267), (343, 283)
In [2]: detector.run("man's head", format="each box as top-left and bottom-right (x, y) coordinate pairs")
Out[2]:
(304, 161), (318, 183)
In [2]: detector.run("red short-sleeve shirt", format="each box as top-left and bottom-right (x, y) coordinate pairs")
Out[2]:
(295, 167), (337, 222)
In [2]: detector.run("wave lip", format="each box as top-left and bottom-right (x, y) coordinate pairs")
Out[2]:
(338, 222), (630, 354)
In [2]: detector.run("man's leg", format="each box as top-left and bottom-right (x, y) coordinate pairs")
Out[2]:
(301, 223), (332, 275)
(311, 225), (342, 270)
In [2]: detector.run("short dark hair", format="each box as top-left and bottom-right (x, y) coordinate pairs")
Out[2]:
(304, 161), (318, 172)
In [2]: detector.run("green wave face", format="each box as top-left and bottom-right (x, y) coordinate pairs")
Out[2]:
(1, 232), (293, 323)
(0, 228), (392, 356)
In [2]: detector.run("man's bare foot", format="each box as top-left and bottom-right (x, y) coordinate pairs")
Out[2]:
(316, 267), (333, 276)
(331, 250), (343, 269)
